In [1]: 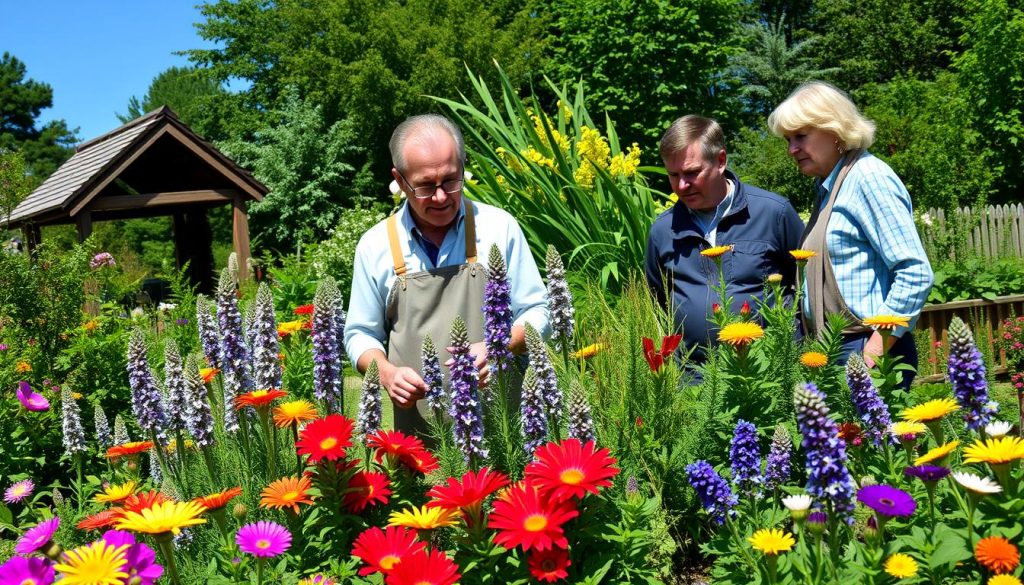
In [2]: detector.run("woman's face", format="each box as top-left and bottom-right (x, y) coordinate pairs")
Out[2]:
(783, 127), (843, 179)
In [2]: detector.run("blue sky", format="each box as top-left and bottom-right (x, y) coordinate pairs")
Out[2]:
(1, 1), (218, 142)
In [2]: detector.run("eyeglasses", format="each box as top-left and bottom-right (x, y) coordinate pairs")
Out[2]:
(397, 168), (465, 199)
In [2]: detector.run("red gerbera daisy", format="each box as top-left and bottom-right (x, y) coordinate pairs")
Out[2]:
(427, 467), (510, 526)
(367, 429), (439, 474)
(236, 389), (287, 410)
(76, 509), (122, 531)
(294, 304), (315, 315)
(120, 489), (170, 514)
(194, 486), (242, 511)
(528, 548), (572, 582)
(296, 414), (354, 463)
(343, 471), (392, 513)
(105, 441), (155, 460)
(384, 547), (461, 585)
(525, 438), (620, 502)
(488, 482), (579, 551)
(351, 525), (426, 576)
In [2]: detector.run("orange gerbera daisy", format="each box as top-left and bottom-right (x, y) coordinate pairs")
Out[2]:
(528, 548), (572, 583)
(976, 536), (1020, 574)
(351, 525), (426, 576)
(235, 388), (287, 410)
(525, 438), (620, 502)
(105, 441), (154, 460)
(367, 429), (439, 474)
(427, 467), (510, 525)
(343, 471), (391, 513)
(800, 351), (828, 368)
(200, 367), (219, 383)
(384, 547), (461, 585)
(295, 414), (354, 463)
(120, 489), (170, 514)
(261, 475), (314, 514)
(76, 509), (123, 531)
(194, 486), (242, 511)
(488, 482), (580, 551)
(273, 399), (319, 428)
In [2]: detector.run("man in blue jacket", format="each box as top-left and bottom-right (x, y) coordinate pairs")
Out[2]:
(645, 115), (804, 372)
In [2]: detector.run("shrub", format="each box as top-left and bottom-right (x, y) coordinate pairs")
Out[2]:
(309, 205), (388, 302)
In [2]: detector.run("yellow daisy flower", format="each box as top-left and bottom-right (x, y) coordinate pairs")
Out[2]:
(989, 575), (1024, 585)
(884, 553), (918, 579)
(747, 528), (795, 555)
(800, 351), (828, 368)
(387, 505), (461, 530)
(572, 342), (607, 359)
(900, 398), (960, 422)
(94, 480), (137, 504)
(15, 361), (32, 373)
(890, 421), (928, 437)
(700, 245), (734, 259)
(273, 399), (320, 428)
(863, 315), (911, 331)
(277, 319), (306, 337)
(53, 539), (130, 585)
(789, 249), (817, 261)
(115, 500), (207, 535)
(718, 322), (765, 347)
(963, 436), (1024, 465)
(914, 440), (961, 466)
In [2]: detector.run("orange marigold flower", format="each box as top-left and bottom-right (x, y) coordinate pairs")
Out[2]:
(273, 399), (319, 428)
(235, 388), (287, 410)
(105, 441), (154, 460)
(278, 320), (306, 338)
(800, 351), (828, 368)
(194, 487), (242, 511)
(976, 536), (1020, 574)
(261, 475), (314, 514)
(296, 414), (354, 463)
(15, 361), (32, 373)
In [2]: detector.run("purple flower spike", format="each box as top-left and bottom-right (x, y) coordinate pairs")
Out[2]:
(4, 479), (34, 504)
(763, 424), (792, 491)
(311, 278), (343, 411)
(236, 521), (292, 558)
(483, 245), (515, 372)
(846, 354), (894, 447)
(685, 460), (737, 525)
(101, 530), (164, 584)
(904, 465), (951, 484)
(730, 419), (762, 497)
(16, 381), (50, 412)
(856, 484), (916, 518)
(521, 366), (548, 456)
(0, 556), (54, 584)
(795, 383), (857, 523)
(15, 518), (59, 554)
(948, 317), (995, 431)
(448, 316), (488, 463)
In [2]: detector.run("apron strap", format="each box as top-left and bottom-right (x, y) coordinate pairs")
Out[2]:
(386, 214), (407, 276)
(464, 201), (477, 264)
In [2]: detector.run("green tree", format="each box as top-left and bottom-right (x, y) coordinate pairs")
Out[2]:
(117, 66), (227, 130)
(0, 52), (77, 179)
(730, 127), (815, 212)
(542, 0), (744, 147)
(0, 149), (33, 224)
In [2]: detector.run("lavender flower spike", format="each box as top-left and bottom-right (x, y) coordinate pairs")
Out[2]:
(795, 383), (857, 523)
(566, 379), (596, 445)
(521, 366), (548, 455)
(127, 329), (168, 442)
(94, 404), (112, 450)
(484, 244), (514, 372)
(356, 360), (382, 439)
(251, 282), (282, 391)
(163, 339), (189, 434)
(113, 414), (131, 445)
(948, 317), (996, 431)
(546, 245), (575, 351)
(422, 335), (446, 412)
(525, 323), (562, 423)
(217, 268), (253, 432)
(730, 419), (762, 497)
(449, 315), (488, 463)
(61, 388), (87, 457)
(763, 424), (792, 492)
(686, 460), (738, 524)
(847, 353), (894, 447)
(312, 277), (343, 412)
(196, 294), (221, 369)
(184, 354), (216, 448)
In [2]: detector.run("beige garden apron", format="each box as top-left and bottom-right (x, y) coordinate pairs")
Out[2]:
(384, 201), (486, 436)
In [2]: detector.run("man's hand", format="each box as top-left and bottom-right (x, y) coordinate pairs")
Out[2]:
(862, 331), (897, 368)
(446, 341), (490, 387)
(380, 363), (427, 409)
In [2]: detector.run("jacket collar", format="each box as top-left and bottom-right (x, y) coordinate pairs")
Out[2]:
(669, 169), (748, 237)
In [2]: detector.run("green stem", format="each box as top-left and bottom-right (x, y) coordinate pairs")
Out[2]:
(725, 517), (760, 577)
(258, 408), (276, 478)
(155, 533), (182, 585)
(256, 557), (265, 585)
(149, 431), (175, 488)
(201, 447), (218, 485)
(291, 423), (303, 474)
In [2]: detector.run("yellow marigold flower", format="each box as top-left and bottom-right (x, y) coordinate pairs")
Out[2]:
(572, 343), (607, 359)
(747, 528), (795, 555)
(701, 245), (734, 258)
(277, 319), (306, 337)
(989, 575), (1023, 585)
(115, 500), (207, 535)
(53, 539), (129, 585)
(718, 322), (765, 347)
(863, 315), (911, 331)
(71, 391), (83, 400)
(273, 399), (319, 428)
(800, 351), (828, 368)
(789, 249), (817, 261)
(388, 505), (461, 530)
(15, 361), (31, 373)
(963, 436), (1024, 465)
(884, 553), (918, 579)
(94, 480), (137, 504)
(914, 440), (960, 466)
(890, 421), (927, 437)
(900, 398), (960, 422)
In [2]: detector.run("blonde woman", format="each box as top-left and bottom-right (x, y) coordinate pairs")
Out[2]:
(768, 82), (933, 389)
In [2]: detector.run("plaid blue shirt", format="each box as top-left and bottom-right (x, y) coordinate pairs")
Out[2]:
(803, 152), (933, 337)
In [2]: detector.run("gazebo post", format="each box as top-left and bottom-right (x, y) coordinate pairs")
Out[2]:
(21, 224), (40, 254)
(75, 211), (93, 243)
(232, 193), (252, 281)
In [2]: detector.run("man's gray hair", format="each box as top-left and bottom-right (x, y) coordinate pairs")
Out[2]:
(659, 115), (726, 162)
(389, 114), (466, 172)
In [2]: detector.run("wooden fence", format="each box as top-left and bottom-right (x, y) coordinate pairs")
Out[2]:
(921, 203), (1024, 260)
(916, 294), (1024, 382)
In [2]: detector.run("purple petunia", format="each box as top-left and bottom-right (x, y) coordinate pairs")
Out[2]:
(0, 556), (54, 584)
(904, 465), (951, 484)
(795, 383), (857, 523)
(856, 484), (916, 518)
(448, 316), (488, 463)
(5, 478), (34, 504)
(686, 460), (738, 525)
(16, 381), (50, 412)
(15, 518), (59, 554)
(483, 245), (515, 372)
(236, 521), (291, 558)
(730, 419), (762, 497)
(102, 530), (164, 584)
(947, 317), (996, 431)
(846, 354), (894, 447)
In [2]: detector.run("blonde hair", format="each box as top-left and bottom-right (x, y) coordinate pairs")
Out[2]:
(768, 81), (876, 149)
(660, 115), (726, 162)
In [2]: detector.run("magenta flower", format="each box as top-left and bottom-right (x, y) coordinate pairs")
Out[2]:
(101, 530), (164, 584)
(856, 484), (916, 518)
(236, 521), (291, 558)
(16, 381), (50, 412)
(0, 556), (54, 584)
(4, 478), (34, 504)
(904, 465), (951, 484)
(15, 518), (59, 554)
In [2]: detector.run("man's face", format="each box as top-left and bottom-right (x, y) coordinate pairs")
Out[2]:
(392, 131), (463, 234)
(663, 142), (728, 212)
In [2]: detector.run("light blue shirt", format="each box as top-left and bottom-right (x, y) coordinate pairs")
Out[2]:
(344, 197), (550, 367)
(804, 152), (934, 336)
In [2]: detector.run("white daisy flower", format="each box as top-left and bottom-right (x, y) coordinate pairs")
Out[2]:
(985, 420), (1013, 438)
(781, 494), (813, 511)
(952, 471), (1002, 495)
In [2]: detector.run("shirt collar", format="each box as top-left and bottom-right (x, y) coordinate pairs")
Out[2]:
(400, 197), (467, 241)
(818, 157), (846, 197)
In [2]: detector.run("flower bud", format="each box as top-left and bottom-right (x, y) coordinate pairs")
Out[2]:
(740, 301), (751, 316)
(712, 303), (721, 314)
(767, 273), (783, 284)
(232, 502), (248, 523)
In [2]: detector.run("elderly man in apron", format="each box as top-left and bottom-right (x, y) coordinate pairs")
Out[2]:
(344, 114), (549, 436)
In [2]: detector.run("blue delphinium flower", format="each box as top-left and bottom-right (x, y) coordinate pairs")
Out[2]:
(126, 329), (168, 442)
(545, 245), (575, 351)
(686, 460), (738, 524)
(163, 339), (189, 435)
(484, 245), (514, 372)
(184, 354), (215, 448)
(196, 295), (221, 369)
(422, 335), (446, 412)
(846, 353), (894, 447)
(251, 282), (282, 391)
(948, 317), (995, 431)
(356, 360), (382, 439)
(312, 278), (343, 412)
(61, 388), (87, 457)
(730, 419), (762, 497)
(566, 379), (596, 445)
(521, 366), (548, 456)
(94, 404), (112, 450)
(795, 383), (857, 522)
(763, 424), (792, 492)
(449, 316), (487, 463)
(525, 324), (562, 423)
(216, 269), (253, 432)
